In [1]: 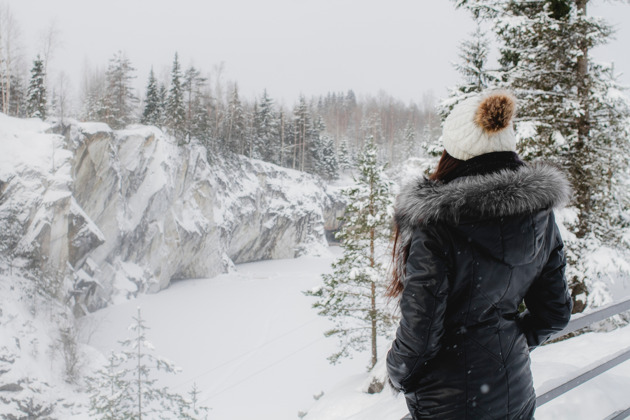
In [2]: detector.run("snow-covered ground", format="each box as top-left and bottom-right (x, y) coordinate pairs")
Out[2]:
(81, 247), (368, 420)
(81, 246), (630, 420)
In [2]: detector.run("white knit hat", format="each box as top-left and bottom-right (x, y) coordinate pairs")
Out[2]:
(442, 91), (517, 161)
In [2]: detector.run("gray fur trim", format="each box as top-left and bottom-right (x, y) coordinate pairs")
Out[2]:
(395, 162), (572, 229)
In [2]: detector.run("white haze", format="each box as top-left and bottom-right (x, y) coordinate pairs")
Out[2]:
(10, 0), (630, 108)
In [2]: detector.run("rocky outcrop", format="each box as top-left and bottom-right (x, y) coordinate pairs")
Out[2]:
(0, 115), (343, 311)
(0, 117), (104, 275)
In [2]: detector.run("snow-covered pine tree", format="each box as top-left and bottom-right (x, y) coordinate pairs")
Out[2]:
(281, 113), (296, 168)
(293, 95), (311, 171)
(304, 116), (324, 175)
(224, 84), (246, 154)
(317, 134), (339, 181)
(401, 122), (417, 161)
(255, 89), (280, 164)
(158, 83), (168, 127)
(26, 56), (47, 119)
(245, 100), (258, 158)
(102, 51), (138, 129)
(439, 24), (495, 120)
(249, 100), (262, 159)
(306, 137), (395, 369)
(120, 307), (183, 418)
(344, 90), (358, 142)
(81, 69), (107, 122)
(9, 73), (27, 118)
(361, 113), (385, 162)
(337, 139), (352, 172)
(183, 66), (211, 143)
(86, 308), (208, 420)
(453, 0), (630, 312)
(141, 68), (161, 127)
(176, 384), (209, 420)
(278, 109), (288, 167)
(167, 53), (187, 144)
(190, 93), (212, 150)
(86, 352), (132, 420)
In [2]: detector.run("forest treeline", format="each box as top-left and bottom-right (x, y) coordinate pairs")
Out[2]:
(0, 2), (440, 181)
(7, 49), (440, 181)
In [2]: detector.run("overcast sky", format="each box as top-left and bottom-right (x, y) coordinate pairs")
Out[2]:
(9, 0), (630, 108)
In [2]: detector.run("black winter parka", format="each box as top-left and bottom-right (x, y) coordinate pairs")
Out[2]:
(386, 155), (573, 420)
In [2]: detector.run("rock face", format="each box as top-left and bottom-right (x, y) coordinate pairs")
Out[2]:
(0, 115), (343, 311)
(0, 116), (104, 277)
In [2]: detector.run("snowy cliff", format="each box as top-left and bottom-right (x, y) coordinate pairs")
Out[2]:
(0, 113), (344, 417)
(0, 114), (343, 311)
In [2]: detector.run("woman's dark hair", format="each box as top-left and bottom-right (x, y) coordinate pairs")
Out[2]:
(386, 150), (463, 299)
(428, 150), (464, 182)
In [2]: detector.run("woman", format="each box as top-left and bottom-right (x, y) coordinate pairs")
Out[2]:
(386, 91), (573, 419)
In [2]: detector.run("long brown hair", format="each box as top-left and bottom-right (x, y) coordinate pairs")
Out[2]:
(386, 151), (463, 299)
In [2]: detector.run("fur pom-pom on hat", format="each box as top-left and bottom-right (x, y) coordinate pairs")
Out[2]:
(475, 93), (516, 133)
(442, 91), (518, 161)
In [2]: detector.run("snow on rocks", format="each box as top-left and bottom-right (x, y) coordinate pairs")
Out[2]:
(0, 113), (343, 311)
(69, 123), (343, 306)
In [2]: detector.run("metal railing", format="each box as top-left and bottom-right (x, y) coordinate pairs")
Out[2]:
(400, 296), (630, 420)
(535, 296), (630, 418)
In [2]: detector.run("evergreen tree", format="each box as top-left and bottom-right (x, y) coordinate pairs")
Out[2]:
(26, 56), (46, 119)
(278, 110), (291, 167)
(401, 122), (418, 160)
(177, 384), (209, 420)
(190, 93), (212, 148)
(9, 73), (26, 118)
(338, 139), (352, 172)
(306, 137), (395, 369)
(119, 307), (183, 418)
(167, 53), (186, 144)
(245, 101), (258, 158)
(249, 100), (262, 159)
(224, 84), (246, 154)
(82, 69), (107, 122)
(305, 116), (327, 176)
(183, 66), (211, 142)
(293, 96), (311, 171)
(101, 50), (138, 129)
(87, 352), (132, 420)
(141, 68), (161, 126)
(317, 134), (339, 180)
(255, 89), (280, 163)
(440, 25), (495, 120)
(281, 116), (296, 167)
(86, 308), (208, 420)
(158, 83), (168, 126)
(453, 0), (630, 312)
(361, 113), (385, 162)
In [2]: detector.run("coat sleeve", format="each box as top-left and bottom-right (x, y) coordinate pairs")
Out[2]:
(518, 216), (572, 351)
(386, 225), (450, 393)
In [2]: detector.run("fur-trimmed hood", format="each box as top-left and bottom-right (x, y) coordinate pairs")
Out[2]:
(395, 162), (572, 230)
